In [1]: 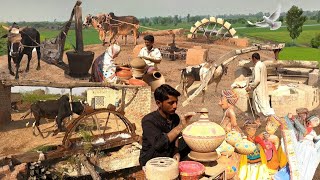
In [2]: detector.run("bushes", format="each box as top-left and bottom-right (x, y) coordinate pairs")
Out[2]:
(311, 33), (320, 48)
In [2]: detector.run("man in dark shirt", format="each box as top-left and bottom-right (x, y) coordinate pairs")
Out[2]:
(139, 84), (195, 166)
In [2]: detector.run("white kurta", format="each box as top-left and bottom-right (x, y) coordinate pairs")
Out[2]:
(249, 61), (274, 117)
(138, 47), (162, 67)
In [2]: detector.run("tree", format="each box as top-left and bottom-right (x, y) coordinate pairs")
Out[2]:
(317, 11), (320, 23)
(286, 5), (307, 43)
(187, 14), (190, 22)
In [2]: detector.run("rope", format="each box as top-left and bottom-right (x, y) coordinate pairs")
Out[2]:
(106, 17), (161, 31)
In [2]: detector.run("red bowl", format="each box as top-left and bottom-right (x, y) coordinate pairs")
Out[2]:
(179, 161), (205, 178)
(127, 78), (147, 86)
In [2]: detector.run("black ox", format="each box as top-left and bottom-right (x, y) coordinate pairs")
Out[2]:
(1, 23), (41, 79)
(22, 95), (84, 136)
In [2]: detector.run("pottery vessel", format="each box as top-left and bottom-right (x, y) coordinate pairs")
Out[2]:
(143, 71), (166, 92)
(145, 157), (179, 180)
(182, 108), (226, 153)
(130, 57), (147, 69)
(234, 136), (256, 155)
(116, 67), (132, 80)
(132, 68), (146, 79)
(217, 154), (238, 179)
(216, 141), (235, 157)
(225, 130), (242, 147)
(127, 78), (148, 86)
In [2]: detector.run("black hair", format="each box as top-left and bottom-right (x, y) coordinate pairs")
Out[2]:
(143, 35), (154, 42)
(252, 53), (260, 60)
(154, 84), (181, 102)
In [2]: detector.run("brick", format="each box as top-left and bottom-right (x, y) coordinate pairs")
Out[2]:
(186, 47), (208, 66)
(308, 69), (319, 86)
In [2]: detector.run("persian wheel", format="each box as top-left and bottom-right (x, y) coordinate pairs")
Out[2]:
(187, 17), (237, 40)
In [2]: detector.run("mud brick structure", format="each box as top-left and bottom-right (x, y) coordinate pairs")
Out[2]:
(186, 46), (208, 65)
(87, 86), (151, 134)
(0, 84), (11, 124)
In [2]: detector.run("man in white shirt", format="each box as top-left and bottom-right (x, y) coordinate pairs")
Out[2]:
(138, 35), (162, 73)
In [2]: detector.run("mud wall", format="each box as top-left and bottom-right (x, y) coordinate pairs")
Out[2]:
(0, 84), (11, 124)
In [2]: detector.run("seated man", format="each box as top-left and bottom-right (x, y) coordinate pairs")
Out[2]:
(138, 35), (162, 73)
(139, 84), (195, 167)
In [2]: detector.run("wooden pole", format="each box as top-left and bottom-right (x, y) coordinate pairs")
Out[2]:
(78, 154), (101, 180)
(0, 79), (144, 89)
(238, 60), (319, 69)
(74, 5), (84, 52)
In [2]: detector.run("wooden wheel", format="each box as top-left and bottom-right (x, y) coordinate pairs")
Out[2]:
(62, 108), (137, 149)
(188, 17), (237, 40)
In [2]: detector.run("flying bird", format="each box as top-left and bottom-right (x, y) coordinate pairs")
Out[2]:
(247, 5), (282, 30)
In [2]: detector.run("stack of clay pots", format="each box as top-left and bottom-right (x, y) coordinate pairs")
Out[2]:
(116, 66), (132, 81)
(130, 57), (146, 79)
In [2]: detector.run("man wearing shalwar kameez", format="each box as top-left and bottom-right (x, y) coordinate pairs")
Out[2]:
(246, 53), (274, 126)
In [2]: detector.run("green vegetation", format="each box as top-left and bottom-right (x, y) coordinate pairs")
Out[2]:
(236, 26), (320, 46)
(311, 33), (320, 48)
(31, 145), (57, 153)
(286, 5), (307, 43)
(279, 47), (320, 61)
(21, 90), (85, 104)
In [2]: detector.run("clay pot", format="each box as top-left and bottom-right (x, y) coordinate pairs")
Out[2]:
(132, 68), (145, 79)
(234, 136), (256, 155)
(225, 130), (242, 147)
(182, 108), (226, 153)
(143, 71), (166, 92)
(116, 67), (132, 80)
(130, 57), (147, 69)
(127, 78), (148, 86)
(216, 141), (235, 157)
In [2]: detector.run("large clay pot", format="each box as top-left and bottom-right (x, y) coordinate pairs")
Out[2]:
(116, 67), (132, 80)
(182, 108), (226, 153)
(66, 51), (94, 77)
(143, 71), (166, 92)
(132, 68), (145, 79)
(130, 57), (147, 69)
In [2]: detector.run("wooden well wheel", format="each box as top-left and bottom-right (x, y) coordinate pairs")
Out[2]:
(188, 17), (237, 40)
(62, 108), (138, 149)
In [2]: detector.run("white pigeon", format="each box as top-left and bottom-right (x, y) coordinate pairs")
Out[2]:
(247, 5), (282, 30)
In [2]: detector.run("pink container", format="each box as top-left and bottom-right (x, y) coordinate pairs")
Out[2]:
(179, 161), (205, 180)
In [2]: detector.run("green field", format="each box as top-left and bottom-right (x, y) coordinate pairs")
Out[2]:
(236, 25), (320, 46)
(1, 21), (319, 61)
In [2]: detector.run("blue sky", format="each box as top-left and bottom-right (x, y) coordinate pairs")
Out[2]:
(0, 0), (319, 22)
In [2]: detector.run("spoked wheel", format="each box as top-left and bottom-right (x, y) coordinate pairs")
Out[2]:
(62, 108), (137, 149)
(188, 17), (237, 40)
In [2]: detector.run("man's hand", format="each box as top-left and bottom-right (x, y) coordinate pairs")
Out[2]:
(173, 153), (180, 162)
(180, 112), (196, 128)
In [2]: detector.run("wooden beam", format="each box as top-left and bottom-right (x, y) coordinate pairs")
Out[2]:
(74, 6), (84, 52)
(239, 60), (319, 69)
(0, 79), (147, 89)
(78, 154), (101, 180)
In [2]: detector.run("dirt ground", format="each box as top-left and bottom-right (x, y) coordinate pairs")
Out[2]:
(0, 35), (319, 178)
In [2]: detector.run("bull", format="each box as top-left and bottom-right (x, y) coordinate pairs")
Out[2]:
(177, 62), (228, 103)
(97, 12), (140, 45)
(1, 23), (41, 79)
(21, 95), (85, 136)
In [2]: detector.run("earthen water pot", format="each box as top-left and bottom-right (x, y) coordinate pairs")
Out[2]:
(116, 67), (132, 80)
(130, 57), (147, 69)
(142, 71), (166, 92)
(126, 78), (148, 86)
(182, 108), (226, 153)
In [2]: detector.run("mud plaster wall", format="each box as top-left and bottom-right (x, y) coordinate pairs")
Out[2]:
(86, 87), (151, 135)
(0, 84), (11, 124)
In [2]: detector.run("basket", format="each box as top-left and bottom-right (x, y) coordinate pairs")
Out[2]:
(234, 138), (256, 155)
(225, 130), (242, 146)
